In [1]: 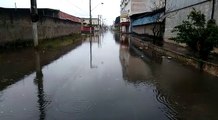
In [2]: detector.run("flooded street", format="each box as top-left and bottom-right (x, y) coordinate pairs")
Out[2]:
(1, 31), (218, 120)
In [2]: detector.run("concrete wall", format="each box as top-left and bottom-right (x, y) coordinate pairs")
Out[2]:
(0, 12), (81, 45)
(213, 0), (218, 23)
(166, 0), (207, 12)
(132, 24), (156, 35)
(131, 0), (149, 15)
(164, 0), (213, 42)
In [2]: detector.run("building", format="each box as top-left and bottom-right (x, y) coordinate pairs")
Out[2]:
(120, 0), (131, 33)
(120, 0), (164, 34)
(131, 8), (165, 40)
(113, 16), (120, 31)
(164, 0), (218, 43)
(81, 17), (101, 33)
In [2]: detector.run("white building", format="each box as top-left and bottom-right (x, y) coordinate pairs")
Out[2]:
(120, 0), (164, 33)
(81, 18), (101, 31)
(120, 0), (131, 33)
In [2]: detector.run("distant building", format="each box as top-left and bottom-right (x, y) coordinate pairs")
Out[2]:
(81, 18), (101, 33)
(120, 0), (131, 33)
(120, 0), (164, 34)
(113, 16), (120, 31)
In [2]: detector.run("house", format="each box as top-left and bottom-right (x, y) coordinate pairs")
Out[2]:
(81, 17), (101, 33)
(120, 0), (151, 33)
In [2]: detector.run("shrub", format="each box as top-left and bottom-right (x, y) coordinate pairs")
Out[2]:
(171, 9), (218, 60)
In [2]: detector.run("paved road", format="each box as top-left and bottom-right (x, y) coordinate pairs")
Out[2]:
(0, 31), (218, 120)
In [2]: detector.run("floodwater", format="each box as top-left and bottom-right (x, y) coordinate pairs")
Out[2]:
(0, 31), (218, 120)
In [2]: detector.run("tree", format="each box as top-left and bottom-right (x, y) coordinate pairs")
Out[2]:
(171, 9), (218, 60)
(150, 0), (166, 45)
(151, 0), (176, 45)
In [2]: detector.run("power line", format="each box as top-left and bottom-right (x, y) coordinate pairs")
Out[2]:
(65, 0), (89, 16)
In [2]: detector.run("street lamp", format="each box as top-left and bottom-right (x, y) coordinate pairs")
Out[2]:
(89, 1), (104, 34)
(92, 2), (104, 11)
(89, 1), (103, 68)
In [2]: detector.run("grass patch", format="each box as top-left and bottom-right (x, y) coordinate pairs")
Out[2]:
(39, 33), (83, 49)
(0, 33), (85, 52)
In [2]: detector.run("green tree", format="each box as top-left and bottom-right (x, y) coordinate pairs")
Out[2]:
(171, 9), (218, 60)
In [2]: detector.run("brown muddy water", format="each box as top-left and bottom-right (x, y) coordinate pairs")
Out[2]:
(0, 31), (218, 120)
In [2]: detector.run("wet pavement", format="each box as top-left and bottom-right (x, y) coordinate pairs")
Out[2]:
(0, 31), (218, 120)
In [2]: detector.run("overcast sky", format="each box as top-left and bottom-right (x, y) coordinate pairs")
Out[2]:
(0, 0), (120, 25)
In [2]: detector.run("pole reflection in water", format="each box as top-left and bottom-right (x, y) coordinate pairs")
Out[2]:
(89, 34), (98, 69)
(97, 33), (102, 48)
(34, 50), (48, 120)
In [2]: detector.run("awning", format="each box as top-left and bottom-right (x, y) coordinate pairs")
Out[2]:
(132, 12), (163, 26)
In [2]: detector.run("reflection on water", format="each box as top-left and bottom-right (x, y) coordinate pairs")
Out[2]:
(89, 33), (103, 68)
(133, 37), (218, 119)
(119, 34), (218, 119)
(34, 51), (49, 120)
(114, 33), (120, 44)
(0, 40), (82, 91)
(119, 36), (153, 84)
(0, 31), (218, 120)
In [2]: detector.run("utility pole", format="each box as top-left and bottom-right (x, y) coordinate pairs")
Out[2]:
(89, 0), (92, 34)
(30, 0), (39, 47)
(98, 15), (100, 31)
(211, 0), (216, 19)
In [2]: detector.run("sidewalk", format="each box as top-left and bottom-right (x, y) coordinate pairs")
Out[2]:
(163, 42), (218, 64)
(132, 35), (218, 64)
